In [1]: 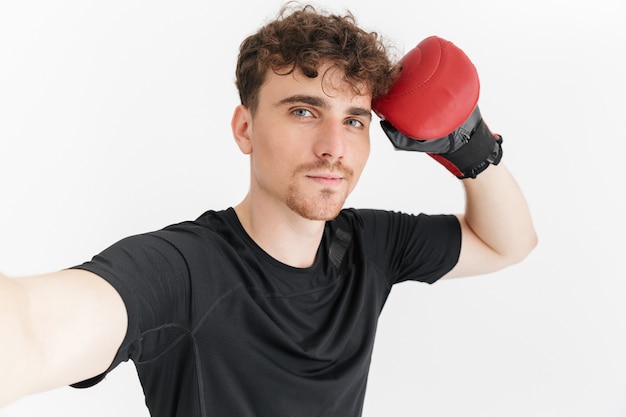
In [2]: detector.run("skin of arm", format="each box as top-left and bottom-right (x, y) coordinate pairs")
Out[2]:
(443, 162), (538, 279)
(0, 269), (127, 407)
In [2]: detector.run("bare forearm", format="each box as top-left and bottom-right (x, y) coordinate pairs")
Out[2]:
(1, 269), (128, 408)
(462, 163), (538, 263)
(0, 274), (43, 407)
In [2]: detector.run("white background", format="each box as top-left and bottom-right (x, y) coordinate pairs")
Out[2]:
(1, 0), (625, 416)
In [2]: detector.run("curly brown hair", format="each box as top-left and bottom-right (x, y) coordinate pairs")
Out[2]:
(235, 3), (399, 113)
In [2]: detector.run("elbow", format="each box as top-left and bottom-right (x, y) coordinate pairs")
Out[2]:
(506, 229), (539, 266)
(524, 228), (539, 257)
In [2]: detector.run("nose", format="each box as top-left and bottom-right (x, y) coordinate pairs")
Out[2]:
(314, 120), (346, 163)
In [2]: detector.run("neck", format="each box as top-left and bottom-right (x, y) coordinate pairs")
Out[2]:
(234, 195), (326, 268)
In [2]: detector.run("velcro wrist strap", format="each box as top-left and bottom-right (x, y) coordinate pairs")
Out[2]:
(431, 119), (503, 179)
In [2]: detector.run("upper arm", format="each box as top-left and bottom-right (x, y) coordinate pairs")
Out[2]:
(442, 164), (538, 280)
(19, 268), (128, 394)
(441, 214), (512, 280)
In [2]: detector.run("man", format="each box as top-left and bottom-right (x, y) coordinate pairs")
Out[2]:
(0, 4), (537, 416)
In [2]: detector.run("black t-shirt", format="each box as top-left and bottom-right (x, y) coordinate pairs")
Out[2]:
(72, 207), (461, 417)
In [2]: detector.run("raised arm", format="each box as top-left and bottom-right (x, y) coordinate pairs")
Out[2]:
(0, 269), (127, 406)
(372, 36), (537, 278)
(446, 163), (537, 278)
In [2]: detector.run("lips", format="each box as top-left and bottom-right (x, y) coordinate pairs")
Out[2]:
(306, 173), (344, 187)
(294, 161), (354, 186)
(308, 172), (343, 180)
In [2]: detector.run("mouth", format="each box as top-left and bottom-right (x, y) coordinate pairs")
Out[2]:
(306, 173), (344, 187)
(296, 160), (353, 188)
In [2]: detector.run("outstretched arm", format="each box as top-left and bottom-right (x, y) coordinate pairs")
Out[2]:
(0, 269), (127, 407)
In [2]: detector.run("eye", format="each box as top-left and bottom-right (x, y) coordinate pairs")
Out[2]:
(346, 118), (365, 128)
(292, 108), (313, 118)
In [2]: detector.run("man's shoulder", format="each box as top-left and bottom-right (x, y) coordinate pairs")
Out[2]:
(335, 207), (417, 225)
(159, 207), (235, 234)
(334, 208), (458, 237)
(118, 208), (241, 255)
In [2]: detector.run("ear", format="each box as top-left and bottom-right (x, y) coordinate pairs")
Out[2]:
(231, 105), (253, 155)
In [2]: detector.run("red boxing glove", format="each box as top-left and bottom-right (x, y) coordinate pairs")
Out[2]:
(372, 36), (502, 179)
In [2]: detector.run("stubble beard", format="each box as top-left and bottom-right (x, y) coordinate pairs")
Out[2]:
(285, 160), (354, 221)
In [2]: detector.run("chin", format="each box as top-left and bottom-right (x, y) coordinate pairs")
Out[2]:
(291, 205), (343, 221)
(286, 193), (345, 221)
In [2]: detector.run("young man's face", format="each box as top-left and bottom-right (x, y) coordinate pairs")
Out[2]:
(237, 64), (372, 221)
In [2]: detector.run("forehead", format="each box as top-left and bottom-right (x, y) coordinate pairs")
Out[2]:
(259, 64), (372, 107)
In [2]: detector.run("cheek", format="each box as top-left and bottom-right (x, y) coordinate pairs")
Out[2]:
(345, 139), (370, 193)
(353, 138), (371, 171)
(250, 137), (293, 185)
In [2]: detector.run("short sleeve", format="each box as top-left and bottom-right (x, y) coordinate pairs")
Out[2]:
(354, 209), (461, 285)
(70, 231), (192, 387)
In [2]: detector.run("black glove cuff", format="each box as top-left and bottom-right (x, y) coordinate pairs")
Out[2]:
(440, 119), (503, 179)
(379, 106), (503, 179)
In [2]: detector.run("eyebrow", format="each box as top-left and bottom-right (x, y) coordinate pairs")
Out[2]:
(277, 94), (372, 119)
